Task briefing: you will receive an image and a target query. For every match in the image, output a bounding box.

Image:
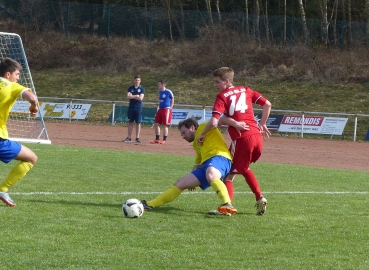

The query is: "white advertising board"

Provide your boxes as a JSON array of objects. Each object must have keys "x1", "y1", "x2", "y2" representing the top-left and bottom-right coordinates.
[
  {"x1": 39, "y1": 102, "x2": 91, "y2": 120},
  {"x1": 11, "y1": 100, "x2": 42, "y2": 117},
  {"x1": 278, "y1": 115, "x2": 348, "y2": 135},
  {"x1": 171, "y1": 109, "x2": 212, "y2": 125},
  {"x1": 11, "y1": 100, "x2": 30, "y2": 113}
]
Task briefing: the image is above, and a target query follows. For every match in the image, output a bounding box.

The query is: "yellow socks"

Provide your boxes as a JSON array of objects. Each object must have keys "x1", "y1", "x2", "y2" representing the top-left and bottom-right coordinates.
[
  {"x1": 146, "y1": 179, "x2": 230, "y2": 208},
  {"x1": 210, "y1": 178, "x2": 231, "y2": 204},
  {"x1": 0, "y1": 162, "x2": 34, "y2": 192},
  {"x1": 147, "y1": 185, "x2": 181, "y2": 208}
]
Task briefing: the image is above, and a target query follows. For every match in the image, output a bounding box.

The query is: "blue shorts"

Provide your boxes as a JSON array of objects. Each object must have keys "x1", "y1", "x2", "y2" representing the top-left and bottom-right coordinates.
[
  {"x1": 0, "y1": 139, "x2": 22, "y2": 163},
  {"x1": 191, "y1": 156, "x2": 231, "y2": 190},
  {"x1": 127, "y1": 107, "x2": 142, "y2": 123}
]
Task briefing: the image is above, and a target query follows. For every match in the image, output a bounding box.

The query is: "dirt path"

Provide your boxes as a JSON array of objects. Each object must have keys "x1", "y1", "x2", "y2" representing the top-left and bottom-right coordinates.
[{"x1": 45, "y1": 122, "x2": 369, "y2": 171}]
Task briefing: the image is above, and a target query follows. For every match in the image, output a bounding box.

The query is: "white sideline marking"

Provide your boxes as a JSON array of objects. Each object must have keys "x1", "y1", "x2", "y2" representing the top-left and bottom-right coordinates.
[{"x1": 11, "y1": 191, "x2": 369, "y2": 195}]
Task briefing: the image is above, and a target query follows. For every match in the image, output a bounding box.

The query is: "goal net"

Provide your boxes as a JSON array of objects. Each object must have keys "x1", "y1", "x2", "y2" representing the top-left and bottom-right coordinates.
[{"x1": 0, "y1": 32, "x2": 51, "y2": 144}]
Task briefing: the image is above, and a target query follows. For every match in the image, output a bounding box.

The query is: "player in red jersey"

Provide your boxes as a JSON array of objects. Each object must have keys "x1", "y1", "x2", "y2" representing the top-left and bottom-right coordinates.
[{"x1": 198, "y1": 67, "x2": 272, "y2": 215}]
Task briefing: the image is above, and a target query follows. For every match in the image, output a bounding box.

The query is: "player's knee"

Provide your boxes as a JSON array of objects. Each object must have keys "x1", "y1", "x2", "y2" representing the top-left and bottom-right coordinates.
[{"x1": 29, "y1": 153, "x2": 38, "y2": 165}]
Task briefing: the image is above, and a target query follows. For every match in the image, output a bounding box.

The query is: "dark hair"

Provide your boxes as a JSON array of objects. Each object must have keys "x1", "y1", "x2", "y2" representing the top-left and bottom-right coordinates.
[
  {"x1": 0, "y1": 58, "x2": 22, "y2": 77},
  {"x1": 158, "y1": 80, "x2": 166, "y2": 85},
  {"x1": 178, "y1": 118, "x2": 199, "y2": 130},
  {"x1": 134, "y1": 75, "x2": 141, "y2": 80}
]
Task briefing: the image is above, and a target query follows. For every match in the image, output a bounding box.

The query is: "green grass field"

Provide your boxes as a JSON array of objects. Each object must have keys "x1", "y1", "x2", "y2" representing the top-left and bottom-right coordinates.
[{"x1": 1, "y1": 144, "x2": 368, "y2": 269}]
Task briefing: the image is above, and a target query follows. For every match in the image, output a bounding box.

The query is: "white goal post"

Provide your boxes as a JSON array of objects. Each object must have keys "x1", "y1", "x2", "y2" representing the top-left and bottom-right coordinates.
[{"x1": 0, "y1": 32, "x2": 51, "y2": 144}]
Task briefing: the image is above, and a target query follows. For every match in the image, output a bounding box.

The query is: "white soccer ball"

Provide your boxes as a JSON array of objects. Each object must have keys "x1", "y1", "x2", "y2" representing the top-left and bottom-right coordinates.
[{"x1": 122, "y1": 198, "x2": 144, "y2": 218}]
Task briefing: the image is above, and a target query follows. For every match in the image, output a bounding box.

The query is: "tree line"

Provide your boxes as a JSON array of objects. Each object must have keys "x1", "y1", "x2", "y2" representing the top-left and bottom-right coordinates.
[
  {"x1": 36, "y1": 0, "x2": 367, "y2": 21},
  {"x1": 3, "y1": 0, "x2": 369, "y2": 46}
]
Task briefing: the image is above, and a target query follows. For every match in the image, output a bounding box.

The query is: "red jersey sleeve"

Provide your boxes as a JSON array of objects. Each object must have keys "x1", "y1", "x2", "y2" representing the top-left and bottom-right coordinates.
[
  {"x1": 211, "y1": 94, "x2": 227, "y2": 119},
  {"x1": 253, "y1": 91, "x2": 267, "y2": 106}
]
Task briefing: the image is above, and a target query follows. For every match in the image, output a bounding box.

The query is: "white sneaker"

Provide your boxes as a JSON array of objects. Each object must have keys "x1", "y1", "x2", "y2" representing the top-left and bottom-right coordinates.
[
  {"x1": 0, "y1": 192, "x2": 16, "y2": 207},
  {"x1": 255, "y1": 196, "x2": 267, "y2": 215}
]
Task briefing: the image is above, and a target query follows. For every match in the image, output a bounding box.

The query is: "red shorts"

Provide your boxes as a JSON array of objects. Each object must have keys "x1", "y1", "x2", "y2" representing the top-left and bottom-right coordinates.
[
  {"x1": 229, "y1": 133, "x2": 263, "y2": 174},
  {"x1": 154, "y1": 108, "x2": 172, "y2": 125}
]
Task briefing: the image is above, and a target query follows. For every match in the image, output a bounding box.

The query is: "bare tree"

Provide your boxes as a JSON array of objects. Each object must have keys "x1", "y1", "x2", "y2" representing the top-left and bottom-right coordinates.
[
  {"x1": 215, "y1": 0, "x2": 221, "y2": 23},
  {"x1": 264, "y1": 0, "x2": 269, "y2": 42},
  {"x1": 58, "y1": 1, "x2": 66, "y2": 31},
  {"x1": 366, "y1": 0, "x2": 369, "y2": 45},
  {"x1": 283, "y1": 0, "x2": 287, "y2": 44},
  {"x1": 332, "y1": 0, "x2": 339, "y2": 46},
  {"x1": 320, "y1": 0, "x2": 339, "y2": 46},
  {"x1": 254, "y1": 0, "x2": 260, "y2": 42},
  {"x1": 321, "y1": 0, "x2": 329, "y2": 45},
  {"x1": 347, "y1": 0, "x2": 352, "y2": 45},
  {"x1": 205, "y1": 0, "x2": 213, "y2": 25},
  {"x1": 170, "y1": 0, "x2": 186, "y2": 40},
  {"x1": 177, "y1": 0, "x2": 185, "y2": 39},
  {"x1": 163, "y1": 0, "x2": 173, "y2": 41},
  {"x1": 298, "y1": 0, "x2": 310, "y2": 43},
  {"x1": 245, "y1": 0, "x2": 250, "y2": 35}
]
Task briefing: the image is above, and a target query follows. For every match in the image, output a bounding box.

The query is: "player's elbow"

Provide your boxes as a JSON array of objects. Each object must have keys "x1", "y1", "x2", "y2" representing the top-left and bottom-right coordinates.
[
  {"x1": 264, "y1": 100, "x2": 272, "y2": 109},
  {"x1": 22, "y1": 91, "x2": 37, "y2": 104}
]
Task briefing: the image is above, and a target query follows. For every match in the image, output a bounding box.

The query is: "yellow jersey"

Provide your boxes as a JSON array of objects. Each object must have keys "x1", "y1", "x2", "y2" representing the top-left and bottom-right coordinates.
[
  {"x1": 193, "y1": 123, "x2": 232, "y2": 165},
  {"x1": 0, "y1": 78, "x2": 28, "y2": 139}
]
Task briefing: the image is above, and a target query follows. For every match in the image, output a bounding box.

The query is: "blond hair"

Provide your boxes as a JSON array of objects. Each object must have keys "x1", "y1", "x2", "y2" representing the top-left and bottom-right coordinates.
[{"x1": 213, "y1": 67, "x2": 234, "y2": 83}]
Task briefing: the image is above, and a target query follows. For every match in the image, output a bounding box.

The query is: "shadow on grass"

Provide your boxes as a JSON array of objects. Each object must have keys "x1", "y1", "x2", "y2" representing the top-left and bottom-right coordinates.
[
  {"x1": 27, "y1": 198, "x2": 183, "y2": 215},
  {"x1": 26, "y1": 199, "x2": 258, "y2": 217},
  {"x1": 28, "y1": 199, "x2": 122, "y2": 208}
]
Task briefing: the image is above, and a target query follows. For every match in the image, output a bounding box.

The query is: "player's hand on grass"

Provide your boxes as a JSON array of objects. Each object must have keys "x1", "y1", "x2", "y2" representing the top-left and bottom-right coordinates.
[{"x1": 188, "y1": 187, "x2": 196, "y2": 191}]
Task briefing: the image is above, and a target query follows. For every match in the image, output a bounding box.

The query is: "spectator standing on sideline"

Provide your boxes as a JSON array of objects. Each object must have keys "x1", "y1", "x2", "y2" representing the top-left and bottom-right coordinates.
[
  {"x1": 0, "y1": 58, "x2": 39, "y2": 207},
  {"x1": 197, "y1": 67, "x2": 272, "y2": 215},
  {"x1": 150, "y1": 80, "x2": 174, "y2": 145},
  {"x1": 123, "y1": 75, "x2": 145, "y2": 144}
]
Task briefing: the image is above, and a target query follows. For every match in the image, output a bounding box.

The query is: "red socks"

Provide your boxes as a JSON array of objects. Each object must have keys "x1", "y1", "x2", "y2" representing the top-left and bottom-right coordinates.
[
  {"x1": 243, "y1": 170, "x2": 262, "y2": 201},
  {"x1": 224, "y1": 180, "x2": 234, "y2": 202}
]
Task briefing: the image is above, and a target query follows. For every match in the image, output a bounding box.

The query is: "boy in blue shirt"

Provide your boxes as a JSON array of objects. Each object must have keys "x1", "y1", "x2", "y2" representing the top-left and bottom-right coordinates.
[{"x1": 150, "y1": 80, "x2": 174, "y2": 145}]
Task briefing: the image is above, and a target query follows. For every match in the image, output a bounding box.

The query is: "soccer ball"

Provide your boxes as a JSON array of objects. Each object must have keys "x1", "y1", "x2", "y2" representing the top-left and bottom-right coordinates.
[{"x1": 122, "y1": 198, "x2": 144, "y2": 218}]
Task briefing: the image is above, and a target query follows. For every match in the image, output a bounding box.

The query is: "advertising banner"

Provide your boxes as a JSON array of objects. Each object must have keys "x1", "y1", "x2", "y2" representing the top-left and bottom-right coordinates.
[
  {"x1": 110, "y1": 106, "x2": 157, "y2": 124},
  {"x1": 255, "y1": 114, "x2": 284, "y2": 130},
  {"x1": 171, "y1": 109, "x2": 212, "y2": 125},
  {"x1": 365, "y1": 129, "x2": 369, "y2": 140},
  {"x1": 10, "y1": 100, "x2": 39, "y2": 117},
  {"x1": 110, "y1": 106, "x2": 212, "y2": 125},
  {"x1": 39, "y1": 102, "x2": 91, "y2": 120},
  {"x1": 278, "y1": 115, "x2": 348, "y2": 135}
]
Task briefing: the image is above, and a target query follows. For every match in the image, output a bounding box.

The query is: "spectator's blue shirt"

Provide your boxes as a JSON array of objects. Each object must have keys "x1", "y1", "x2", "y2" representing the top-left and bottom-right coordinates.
[
  {"x1": 127, "y1": 85, "x2": 145, "y2": 108},
  {"x1": 158, "y1": 89, "x2": 174, "y2": 109}
]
